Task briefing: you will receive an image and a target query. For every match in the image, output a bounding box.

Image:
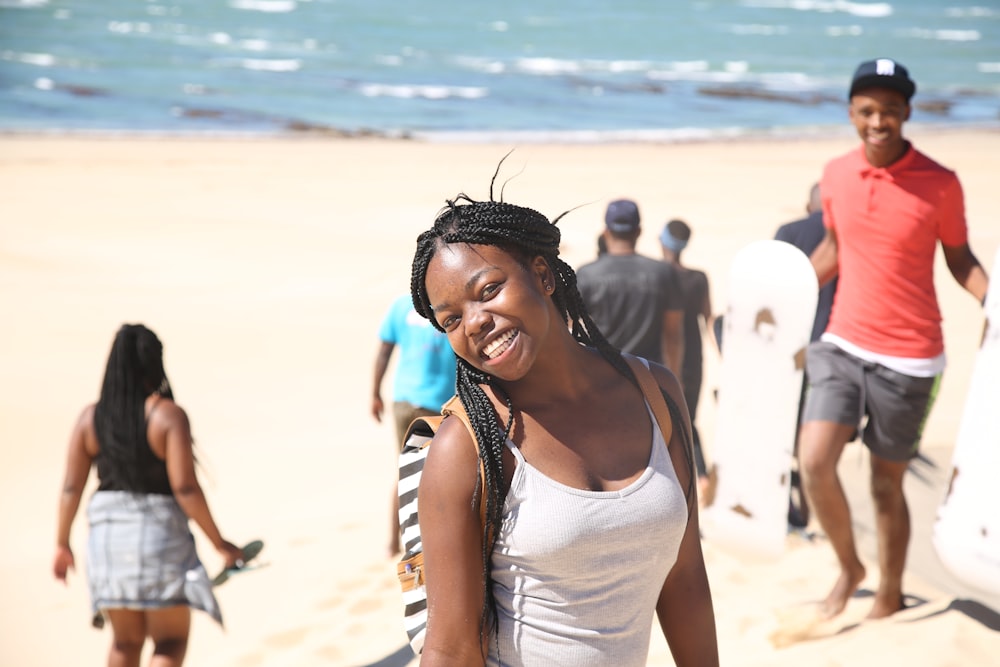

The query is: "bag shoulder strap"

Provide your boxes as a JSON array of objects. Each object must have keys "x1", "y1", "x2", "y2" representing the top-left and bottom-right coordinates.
[
  {"x1": 623, "y1": 354, "x2": 674, "y2": 447},
  {"x1": 405, "y1": 395, "x2": 488, "y2": 526}
]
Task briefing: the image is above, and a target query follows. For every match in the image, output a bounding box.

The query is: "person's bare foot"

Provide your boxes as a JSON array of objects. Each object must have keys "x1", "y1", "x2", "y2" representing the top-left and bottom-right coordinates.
[
  {"x1": 866, "y1": 594, "x2": 905, "y2": 620},
  {"x1": 820, "y1": 564, "x2": 866, "y2": 619}
]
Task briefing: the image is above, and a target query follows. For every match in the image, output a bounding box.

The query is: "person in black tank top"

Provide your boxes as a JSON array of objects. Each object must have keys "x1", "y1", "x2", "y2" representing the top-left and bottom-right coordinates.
[
  {"x1": 54, "y1": 324, "x2": 245, "y2": 667},
  {"x1": 95, "y1": 396, "x2": 172, "y2": 496}
]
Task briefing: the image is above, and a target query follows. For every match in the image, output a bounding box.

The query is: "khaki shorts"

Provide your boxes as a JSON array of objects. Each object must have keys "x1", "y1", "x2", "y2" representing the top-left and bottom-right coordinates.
[
  {"x1": 393, "y1": 402, "x2": 439, "y2": 451},
  {"x1": 802, "y1": 341, "x2": 940, "y2": 462}
]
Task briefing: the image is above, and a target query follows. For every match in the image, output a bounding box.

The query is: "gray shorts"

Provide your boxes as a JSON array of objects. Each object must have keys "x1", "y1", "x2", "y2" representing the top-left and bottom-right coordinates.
[{"x1": 802, "y1": 341, "x2": 940, "y2": 462}]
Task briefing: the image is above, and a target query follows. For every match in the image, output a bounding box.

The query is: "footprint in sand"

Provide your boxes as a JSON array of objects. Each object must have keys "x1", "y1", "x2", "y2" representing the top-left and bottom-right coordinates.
[
  {"x1": 768, "y1": 602, "x2": 865, "y2": 648},
  {"x1": 264, "y1": 626, "x2": 313, "y2": 649},
  {"x1": 348, "y1": 597, "x2": 381, "y2": 615},
  {"x1": 317, "y1": 594, "x2": 346, "y2": 611},
  {"x1": 313, "y1": 644, "x2": 344, "y2": 662},
  {"x1": 288, "y1": 535, "x2": 316, "y2": 548},
  {"x1": 232, "y1": 652, "x2": 266, "y2": 667},
  {"x1": 316, "y1": 561, "x2": 390, "y2": 611}
]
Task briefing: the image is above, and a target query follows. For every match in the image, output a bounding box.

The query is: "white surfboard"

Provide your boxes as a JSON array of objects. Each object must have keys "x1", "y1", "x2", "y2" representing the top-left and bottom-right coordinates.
[
  {"x1": 933, "y1": 246, "x2": 1000, "y2": 595},
  {"x1": 701, "y1": 240, "x2": 818, "y2": 560}
]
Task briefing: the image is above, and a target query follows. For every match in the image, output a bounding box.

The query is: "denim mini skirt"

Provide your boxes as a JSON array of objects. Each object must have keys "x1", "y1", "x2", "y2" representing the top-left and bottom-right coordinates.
[{"x1": 86, "y1": 491, "x2": 222, "y2": 626}]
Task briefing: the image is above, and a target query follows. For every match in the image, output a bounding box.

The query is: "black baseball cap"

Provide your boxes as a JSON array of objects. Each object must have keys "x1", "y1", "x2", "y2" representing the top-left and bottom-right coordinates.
[{"x1": 849, "y1": 58, "x2": 916, "y2": 101}]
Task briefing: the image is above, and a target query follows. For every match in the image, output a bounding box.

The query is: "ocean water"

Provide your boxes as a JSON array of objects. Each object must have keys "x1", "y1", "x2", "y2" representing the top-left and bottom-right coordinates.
[{"x1": 1, "y1": 0, "x2": 999, "y2": 141}]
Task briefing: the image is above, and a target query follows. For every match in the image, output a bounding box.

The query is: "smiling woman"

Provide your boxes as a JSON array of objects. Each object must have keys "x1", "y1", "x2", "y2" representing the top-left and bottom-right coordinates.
[{"x1": 406, "y1": 186, "x2": 719, "y2": 667}]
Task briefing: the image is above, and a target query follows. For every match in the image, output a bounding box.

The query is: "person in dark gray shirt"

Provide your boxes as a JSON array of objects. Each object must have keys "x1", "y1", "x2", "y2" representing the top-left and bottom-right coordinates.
[{"x1": 577, "y1": 199, "x2": 684, "y2": 378}]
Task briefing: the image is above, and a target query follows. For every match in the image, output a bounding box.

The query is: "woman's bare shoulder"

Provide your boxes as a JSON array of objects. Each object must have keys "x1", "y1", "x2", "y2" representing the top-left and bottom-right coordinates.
[
  {"x1": 77, "y1": 403, "x2": 97, "y2": 425},
  {"x1": 421, "y1": 413, "x2": 481, "y2": 502},
  {"x1": 425, "y1": 414, "x2": 478, "y2": 466},
  {"x1": 64, "y1": 403, "x2": 101, "y2": 458},
  {"x1": 147, "y1": 397, "x2": 191, "y2": 433}
]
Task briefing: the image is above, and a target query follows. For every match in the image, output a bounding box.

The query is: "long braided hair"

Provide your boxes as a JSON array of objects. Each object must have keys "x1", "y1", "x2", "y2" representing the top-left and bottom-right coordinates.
[
  {"x1": 409, "y1": 185, "x2": 697, "y2": 643},
  {"x1": 93, "y1": 324, "x2": 172, "y2": 489}
]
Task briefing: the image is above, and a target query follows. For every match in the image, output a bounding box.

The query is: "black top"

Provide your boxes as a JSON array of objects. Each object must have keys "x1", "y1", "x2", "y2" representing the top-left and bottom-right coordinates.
[{"x1": 96, "y1": 400, "x2": 173, "y2": 495}]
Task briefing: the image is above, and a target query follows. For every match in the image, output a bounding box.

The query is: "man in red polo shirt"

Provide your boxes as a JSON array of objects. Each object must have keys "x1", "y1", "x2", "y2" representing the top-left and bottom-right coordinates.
[{"x1": 801, "y1": 58, "x2": 990, "y2": 620}]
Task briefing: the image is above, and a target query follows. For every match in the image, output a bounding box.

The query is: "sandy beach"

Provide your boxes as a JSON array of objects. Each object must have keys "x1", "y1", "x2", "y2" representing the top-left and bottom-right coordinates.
[{"x1": 2, "y1": 129, "x2": 998, "y2": 666}]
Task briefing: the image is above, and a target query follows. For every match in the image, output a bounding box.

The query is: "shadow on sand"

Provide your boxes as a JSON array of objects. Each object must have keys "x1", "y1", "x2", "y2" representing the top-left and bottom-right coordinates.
[{"x1": 901, "y1": 598, "x2": 1000, "y2": 632}]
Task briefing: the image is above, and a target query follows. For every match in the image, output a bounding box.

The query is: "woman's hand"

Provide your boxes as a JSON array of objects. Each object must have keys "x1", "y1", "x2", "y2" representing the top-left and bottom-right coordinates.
[
  {"x1": 217, "y1": 539, "x2": 245, "y2": 569},
  {"x1": 53, "y1": 544, "x2": 75, "y2": 583}
]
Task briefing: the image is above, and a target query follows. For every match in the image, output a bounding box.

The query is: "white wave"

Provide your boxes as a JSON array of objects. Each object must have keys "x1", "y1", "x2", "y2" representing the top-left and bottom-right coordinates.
[
  {"x1": 516, "y1": 57, "x2": 582, "y2": 75},
  {"x1": 516, "y1": 57, "x2": 656, "y2": 76},
  {"x1": 978, "y1": 63, "x2": 1000, "y2": 74},
  {"x1": 239, "y1": 38, "x2": 271, "y2": 51},
  {"x1": 229, "y1": 0, "x2": 296, "y2": 12},
  {"x1": 210, "y1": 32, "x2": 233, "y2": 45},
  {"x1": 0, "y1": 0, "x2": 48, "y2": 7},
  {"x1": 375, "y1": 54, "x2": 403, "y2": 66},
  {"x1": 758, "y1": 71, "x2": 815, "y2": 87},
  {"x1": 453, "y1": 55, "x2": 506, "y2": 74},
  {"x1": 648, "y1": 65, "x2": 820, "y2": 90},
  {"x1": 648, "y1": 69, "x2": 744, "y2": 84},
  {"x1": 603, "y1": 59, "x2": 654, "y2": 73},
  {"x1": 414, "y1": 126, "x2": 756, "y2": 145},
  {"x1": 241, "y1": 58, "x2": 301, "y2": 72},
  {"x1": 34, "y1": 77, "x2": 54, "y2": 90},
  {"x1": 898, "y1": 28, "x2": 980, "y2": 42},
  {"x1": 671, "y1": 60, "x2": 710, "y2": 73},
  {"x1": 358, "y1": 83, "x2": 488, "y2": 100},
  {"x1": 107, "y1": 21, "x2": 152, "y2": 34},
  {"x1": 946, "y1": 7, "x2": 996, "y2": 18},
  {"x1": 740, "y1": 0, "x2": 893, "y2": 18},
  {"x1": 1, "y1": 50, "x2": 56, "y2": 66},
  {"x1": 728, "y1": 23, "x2": 790, "y2": 36},
  {"x1": 650, "y1": 61, "x2": 747, "y2": 82},
  {"x1": 490, "y1": 20, "x2": 509, "y2": 32},
  {"x1": 826, "y1": 25, "x2": 863, "y2": 36}
]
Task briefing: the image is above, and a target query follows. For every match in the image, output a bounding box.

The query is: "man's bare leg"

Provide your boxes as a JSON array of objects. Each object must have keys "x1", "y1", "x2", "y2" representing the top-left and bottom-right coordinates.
[
  {"x1": 868, "y1": 455, "x2": 910, "y2": 619},
  {"x1": 799, "y1": 420, "x2": 867, "y2": 619}
]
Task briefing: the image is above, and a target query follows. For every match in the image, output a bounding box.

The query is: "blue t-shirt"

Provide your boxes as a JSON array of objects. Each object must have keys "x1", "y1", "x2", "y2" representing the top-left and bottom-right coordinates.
[{"x1": 378, "y1": 295, "x2": 456, "y2": 411}]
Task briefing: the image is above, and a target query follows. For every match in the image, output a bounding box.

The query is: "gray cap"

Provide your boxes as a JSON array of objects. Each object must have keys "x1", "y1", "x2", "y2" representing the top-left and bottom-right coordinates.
[{"x1": 605, "y1": 199, "x2": 640, "y2": 233}]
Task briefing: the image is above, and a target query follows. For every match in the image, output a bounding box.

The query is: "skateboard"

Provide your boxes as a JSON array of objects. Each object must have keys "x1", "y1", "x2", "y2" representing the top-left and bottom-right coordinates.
[
  {"x1": 933, "y1": 247, "x2": 1000, "y2": 595},
  {"x1": 212, "y1": 539, "x2": 266, "y2": 587},
  {"x1": 700, "y1": 240, "x2": 818, "y2": 560}
]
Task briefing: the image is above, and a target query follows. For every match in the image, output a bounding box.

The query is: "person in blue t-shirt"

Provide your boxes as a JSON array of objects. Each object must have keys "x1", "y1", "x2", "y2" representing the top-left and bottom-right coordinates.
[{"x1": 371, "y1": 294, "x2": 456, "y2": 556}]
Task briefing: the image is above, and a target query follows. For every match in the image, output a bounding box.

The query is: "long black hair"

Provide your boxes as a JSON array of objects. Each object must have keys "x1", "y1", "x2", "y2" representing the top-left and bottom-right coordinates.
[
  {"x1": 409, "y1": 184, "x2": 696, "y2": 643},
  {"x1": 93, "y1": 324, "x2": 172, "y2": 489}
]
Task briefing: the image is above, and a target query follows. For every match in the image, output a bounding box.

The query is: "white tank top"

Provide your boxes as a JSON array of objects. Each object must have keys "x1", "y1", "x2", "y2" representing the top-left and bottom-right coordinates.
[{"x1": 487, "y1": 400, "x2": 688, "y2": 667}]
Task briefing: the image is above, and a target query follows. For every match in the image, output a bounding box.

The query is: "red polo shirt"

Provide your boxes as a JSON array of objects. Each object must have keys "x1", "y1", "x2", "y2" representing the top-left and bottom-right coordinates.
[{"x1": 821, "y1": 144, "x2": 967, "y2": 359}]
